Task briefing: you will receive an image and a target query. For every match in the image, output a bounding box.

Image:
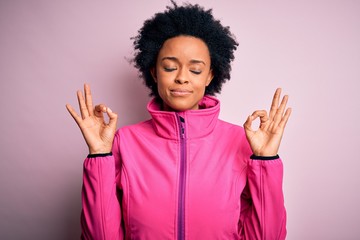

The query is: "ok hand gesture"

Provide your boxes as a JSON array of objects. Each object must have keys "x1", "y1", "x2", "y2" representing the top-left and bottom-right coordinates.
[
  {"x1": 66, "y1": 84, "x2": 118, "y2": 154},
  {"x1": 243, "y1": 88, "x2": 292, "y2": 157}
]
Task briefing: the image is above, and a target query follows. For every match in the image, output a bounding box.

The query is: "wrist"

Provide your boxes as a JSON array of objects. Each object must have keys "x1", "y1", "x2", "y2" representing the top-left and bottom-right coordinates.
[
  {"x1": 253, "y1": 148, "x2": 278, "y2": 157},
  {"x1": 89, "y1": 146, "x2": 112, "y2": 155}
]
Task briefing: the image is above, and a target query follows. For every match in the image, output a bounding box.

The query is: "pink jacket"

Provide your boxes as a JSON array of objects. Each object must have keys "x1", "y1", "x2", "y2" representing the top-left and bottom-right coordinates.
[{"x1": 81, "y1": 96, "x2": 287, "y2": 240}]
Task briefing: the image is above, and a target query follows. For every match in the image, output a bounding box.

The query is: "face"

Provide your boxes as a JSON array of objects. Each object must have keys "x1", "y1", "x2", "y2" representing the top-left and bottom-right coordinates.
[{"x1": 151, "y1": 36, "x2": 213, "y2": 111}]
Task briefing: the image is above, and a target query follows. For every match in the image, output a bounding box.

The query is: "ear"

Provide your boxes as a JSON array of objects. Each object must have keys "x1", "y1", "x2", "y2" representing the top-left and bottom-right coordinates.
[
  {"x1": 150, "y1": 67, "x2": 157, "y2": 83},
  {"x1": 206, "y1": 69, "x2": 214, "y2": 86}
]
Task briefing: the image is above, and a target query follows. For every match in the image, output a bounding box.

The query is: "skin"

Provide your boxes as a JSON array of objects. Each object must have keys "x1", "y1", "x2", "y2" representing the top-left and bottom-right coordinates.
[
  {"x1": 150, "y1": 36, "x2": 213, "y2": 111},
  {"x1": 66, "y1": 36, "x2": 291, "y2": 156},
  {"x1": 66, "y1": 85, "x2": 118, "y2": 154},
  {"x1": 243, "y1": 88, "x2": 292, "y2": 156}
]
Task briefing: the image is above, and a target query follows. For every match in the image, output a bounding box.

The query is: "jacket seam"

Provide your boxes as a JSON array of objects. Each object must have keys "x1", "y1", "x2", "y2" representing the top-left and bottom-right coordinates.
[
  {"x1": 98, "y1": 161, "x2": 106, "y2": 239},
  {"x1": 122, "y1": 164, "x2": 131, "y2": 239},
  {"x1": 260, "y1": 161, "x2": 265, "y2": 239},
  {"x1": 117, "y1": 131, "x2": 131, "y2": 240},
  {"x1": 276, "y1": 212, "x2": 286, "y2": 239}
]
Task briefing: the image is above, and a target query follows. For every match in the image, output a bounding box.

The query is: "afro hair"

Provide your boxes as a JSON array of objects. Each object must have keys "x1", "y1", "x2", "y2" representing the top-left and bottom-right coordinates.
[{"x1": 132, "y1": 1, "x2": 238, "y2": 98}]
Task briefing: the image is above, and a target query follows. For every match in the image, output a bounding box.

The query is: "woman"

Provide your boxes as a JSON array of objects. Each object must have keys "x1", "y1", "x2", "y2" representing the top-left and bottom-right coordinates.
[{"x1": 66, "y1": 2, "x2": 291, "y2": 239}]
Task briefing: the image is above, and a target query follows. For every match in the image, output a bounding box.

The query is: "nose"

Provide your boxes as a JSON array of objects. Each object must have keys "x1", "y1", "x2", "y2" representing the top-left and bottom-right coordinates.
[
  {"x1": 175, "y1": 79, "x2": 189, "y2": 84},
  {"x1": 175, "y1": 68, "x2": 189, "y2": 84}
]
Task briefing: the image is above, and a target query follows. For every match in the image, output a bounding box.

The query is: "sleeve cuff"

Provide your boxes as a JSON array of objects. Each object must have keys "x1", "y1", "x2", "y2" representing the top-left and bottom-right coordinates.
[
  {"x1": 87, "y1": 152, "x2": 113, "y2": 158},
  {"x1": 250, "y1": 154, "x2": 279, "y2": 160}
]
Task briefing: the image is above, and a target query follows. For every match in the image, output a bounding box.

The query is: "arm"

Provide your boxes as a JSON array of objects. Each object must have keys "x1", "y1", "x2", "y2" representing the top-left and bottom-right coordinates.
[
  {"x1": 66, "y1": 84, "x2": 122, "y2": 239},
  {"x1": 81, "y1": 133, "x2": 124, "y2": 240},
  {"x1": 239, "y1": 88, "x2": 291, "y2": 239},
  {"x1": 239, "y1": 156, "x2": 286, "y2": 239}
]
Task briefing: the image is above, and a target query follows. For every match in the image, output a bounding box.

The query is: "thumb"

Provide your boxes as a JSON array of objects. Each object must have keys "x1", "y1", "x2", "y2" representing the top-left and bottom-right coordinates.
[{"x1": 243, "y1": 115, "x2": 254, "y2": 132}]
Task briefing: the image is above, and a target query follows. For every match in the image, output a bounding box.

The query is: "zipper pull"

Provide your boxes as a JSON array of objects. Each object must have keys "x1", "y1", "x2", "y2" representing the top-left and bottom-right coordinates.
[{"x1": 179, "y1": 116, "x2": 185, "y2": 139}]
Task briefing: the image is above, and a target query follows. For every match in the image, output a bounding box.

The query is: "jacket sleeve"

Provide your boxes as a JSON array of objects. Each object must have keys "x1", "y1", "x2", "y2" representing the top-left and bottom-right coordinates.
[
  {"x1": 81, "y1": 132, "x2": 124, "y2": 240},
  {"x1": 238, "y1": 156, "x2": 287, "y2": 240}
]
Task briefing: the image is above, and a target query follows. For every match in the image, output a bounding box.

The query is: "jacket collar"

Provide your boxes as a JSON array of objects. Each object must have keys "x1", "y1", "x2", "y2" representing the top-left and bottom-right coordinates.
[{"x1": 147, "y1": 96, "x2": 220, "y2": 140}]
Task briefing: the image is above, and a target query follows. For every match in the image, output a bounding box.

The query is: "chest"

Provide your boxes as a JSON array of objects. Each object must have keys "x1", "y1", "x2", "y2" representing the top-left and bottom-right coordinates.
[{"x1": 118, "y1": 133, "x2": 248, "y2": 239}]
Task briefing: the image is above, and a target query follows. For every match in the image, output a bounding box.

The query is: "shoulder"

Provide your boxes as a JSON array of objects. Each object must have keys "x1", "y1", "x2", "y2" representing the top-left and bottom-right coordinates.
[
  {"x1": 215, "y1": 119, "x2": 248, "y2": 148},
  {"x1": 115, "y1": 119, "x2": 154, "y2": 137},
  {"x1": 216, "y1": 119, "x2": 252, "y2": 156},
  {"x1": 217, "y1": 119, "x2": 245, "y2": 136}
]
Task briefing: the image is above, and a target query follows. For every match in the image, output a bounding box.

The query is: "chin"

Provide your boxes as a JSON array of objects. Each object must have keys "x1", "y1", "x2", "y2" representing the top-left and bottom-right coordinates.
[
  {"x1": 165, "y1": 99, "x2": 197, "y2": 112},
  {"x1": 174, "y1": 106, "x2": 193, "y2": 112}
]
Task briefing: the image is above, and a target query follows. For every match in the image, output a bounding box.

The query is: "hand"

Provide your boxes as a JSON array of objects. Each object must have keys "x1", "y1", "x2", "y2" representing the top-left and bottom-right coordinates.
[
  {"x1": 66, "y1": 84, "x2": 118, "y2": 154},
  {"x1": 243, "y1": 88, "x2": 292, "y2": 156}
]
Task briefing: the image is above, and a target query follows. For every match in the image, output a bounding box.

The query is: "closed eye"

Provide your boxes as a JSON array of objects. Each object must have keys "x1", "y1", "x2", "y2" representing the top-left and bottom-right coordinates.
[
  {"x1": 190, "y1": 70, "x2": 202, "y2": 75},
  {"x1": 164, "y1": 67, "x2": 177, "y2": 72}
]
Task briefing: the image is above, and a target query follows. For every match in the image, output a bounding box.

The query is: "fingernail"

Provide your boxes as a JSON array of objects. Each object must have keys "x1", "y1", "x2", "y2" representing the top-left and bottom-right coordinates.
[{"x1": 107, "y1": 107, "x2": 112, "y2": 113}]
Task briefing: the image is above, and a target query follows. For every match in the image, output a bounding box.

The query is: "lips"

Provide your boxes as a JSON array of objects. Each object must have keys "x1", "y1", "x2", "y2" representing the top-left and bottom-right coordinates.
[{"x1": 170, "y1": 88, "x2": 192, "y2": 96}]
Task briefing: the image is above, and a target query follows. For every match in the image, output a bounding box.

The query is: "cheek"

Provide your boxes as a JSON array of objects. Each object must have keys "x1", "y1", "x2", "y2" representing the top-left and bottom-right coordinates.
[
  {"x1": 156, "y1": 78, "x2": 170, "y2": 96},
  {"x1": 205, "y1": 71, "x2": 213, "y2": 86},
  {"x1": 195, "y1": 76, "x2": 211, "y2": 89},
  {"x1": 157, "y1": 72, "x2": 177, "y2": 87}
]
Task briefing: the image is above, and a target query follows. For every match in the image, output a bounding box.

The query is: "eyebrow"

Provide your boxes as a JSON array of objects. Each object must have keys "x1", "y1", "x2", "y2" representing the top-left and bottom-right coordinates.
[{"x1": 161, "y1": 56, "x2": 206, "y2": 66}]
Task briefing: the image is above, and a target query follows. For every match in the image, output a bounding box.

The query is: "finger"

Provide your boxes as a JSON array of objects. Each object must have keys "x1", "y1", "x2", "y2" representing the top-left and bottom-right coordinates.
[
  {"x1": 274, "y1": 95, "x2": 289, "y2": 124},
  {"x1": 269, "y1": 88, "x2": 281, "y2": 120},
  {"x1": 106, "y1": 107, "x2": 118, "y2": 130},
  {"x1": 66, "y1": 104, "x2": 82, "y2": 125},
  {"x1": 244, "y1": 110, "x2": 268, "y2": 131},
  {"x1": 94, "y1": 104, "x2": 107, "y2": 118},
  {"x1": 77, "y1": 90, "x2": 89, "y2": 119},
  {"x1": 84, "y1": 84, "x2": 94, "y2": 116},
  {"x1": 278, "y1": 107, "x2": 292, "y2": 129},
  {"x1": 252, "y1": 110, "x2": 269, "y2": 125}
]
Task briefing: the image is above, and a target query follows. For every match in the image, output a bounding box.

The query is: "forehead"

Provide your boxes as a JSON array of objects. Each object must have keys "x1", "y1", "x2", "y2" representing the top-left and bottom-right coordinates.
[{"x1": 158, "y1": 36, "x2": 210, "y2": 61}]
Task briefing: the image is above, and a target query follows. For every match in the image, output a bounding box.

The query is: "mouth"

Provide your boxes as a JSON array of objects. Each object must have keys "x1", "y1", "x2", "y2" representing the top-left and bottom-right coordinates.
[{"x1": 170, "y1": 89, "x2": 193, "y2": 96}]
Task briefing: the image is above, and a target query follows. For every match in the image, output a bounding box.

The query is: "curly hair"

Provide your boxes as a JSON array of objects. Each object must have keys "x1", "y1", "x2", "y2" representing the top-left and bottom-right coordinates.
[{"x1": 132, "y1": 1, "x2": 238, "y2": 97}]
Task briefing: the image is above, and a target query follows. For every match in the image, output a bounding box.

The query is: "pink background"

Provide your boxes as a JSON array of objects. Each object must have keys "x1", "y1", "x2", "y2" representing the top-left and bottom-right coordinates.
[{"x1": 1, "y1": 0, "x2": 359, "y2": 239}]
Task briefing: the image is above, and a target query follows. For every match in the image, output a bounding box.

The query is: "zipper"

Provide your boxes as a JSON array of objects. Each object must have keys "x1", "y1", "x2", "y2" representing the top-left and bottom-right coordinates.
[{"x1": 177, "y1": 114, "x2": 186, "y2": 240}]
